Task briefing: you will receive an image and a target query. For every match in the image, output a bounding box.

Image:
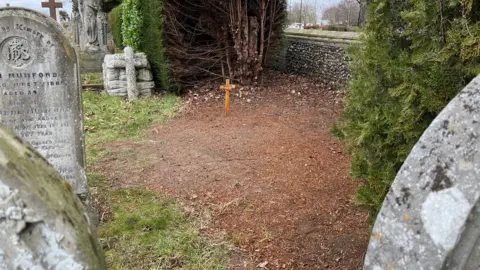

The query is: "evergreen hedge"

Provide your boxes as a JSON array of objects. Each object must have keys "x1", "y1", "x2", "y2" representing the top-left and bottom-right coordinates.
[
  {"x1": 109, "y1": 0, "x2": 171, "y2": 90},
  {"x1": 333, "y1": 0, "x2": 480, "y2": 217},
  {"x1": 138, "y1": 0, "x2": 170, "y2": 90},
  {"x1": 109, "y1": 5, "x2": 123, "y2": 49}
]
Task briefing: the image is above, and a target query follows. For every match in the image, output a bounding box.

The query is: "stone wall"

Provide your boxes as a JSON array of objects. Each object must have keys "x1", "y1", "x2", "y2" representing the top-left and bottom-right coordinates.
[{"x1": 280, "y1": 29, "x2": 360, "y2": 87}]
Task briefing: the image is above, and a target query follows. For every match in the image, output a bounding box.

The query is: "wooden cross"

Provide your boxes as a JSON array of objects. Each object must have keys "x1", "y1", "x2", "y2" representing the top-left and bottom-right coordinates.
[
  {"x1": 220, "y1": 79, "x2": 236, "y2": 116},
  {"x1": 41, "y1": 0, "x2": 63, "y2": 21}
]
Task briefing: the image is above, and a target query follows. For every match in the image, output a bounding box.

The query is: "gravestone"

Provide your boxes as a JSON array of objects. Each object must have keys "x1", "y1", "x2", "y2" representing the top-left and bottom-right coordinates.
[
  {"x1": 0, "y1": 8, "x2": 87, "y2": 196},
  {"x1": 364, "y1": 76, "x2": 480, "y2": 269},
  {"x1": 0, "y1": 123, "x2": 106, "y2": 269}
]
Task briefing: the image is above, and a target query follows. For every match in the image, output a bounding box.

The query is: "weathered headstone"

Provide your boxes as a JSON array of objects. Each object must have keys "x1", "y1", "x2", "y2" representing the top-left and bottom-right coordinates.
[
  {"x1": 0, "y1": 124, "x2": 106, "y2": 269},
  {"x1": 364, "y1": 76, "x2": 480, "y2": 269},
  {"x1": 0, "y1": 8, "x2": 87, "y2": 196}
]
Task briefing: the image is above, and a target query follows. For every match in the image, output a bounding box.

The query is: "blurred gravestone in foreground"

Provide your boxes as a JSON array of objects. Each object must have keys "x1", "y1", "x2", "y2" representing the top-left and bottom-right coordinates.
[
  {"x1": 364, "y1": 76, "x2": 480, "y2": 269},
  {"x1": 0, "y1": 125, "x2": 106, "y2": 269}
]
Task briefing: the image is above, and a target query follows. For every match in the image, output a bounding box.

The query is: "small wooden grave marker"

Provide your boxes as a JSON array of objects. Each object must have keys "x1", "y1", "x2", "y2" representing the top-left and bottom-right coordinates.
[
  {"x1": 220, "y1": 79, "x2": 236, "y2": 116},
  {"x1": 41, "y1": 0, "x2": 63, "y2": 20}
]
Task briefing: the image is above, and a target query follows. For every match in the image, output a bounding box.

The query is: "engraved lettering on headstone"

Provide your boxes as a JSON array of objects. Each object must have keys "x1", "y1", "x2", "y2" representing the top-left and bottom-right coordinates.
[{"x1": 1, "y1": 37, "x2": 32, "y2": 68}]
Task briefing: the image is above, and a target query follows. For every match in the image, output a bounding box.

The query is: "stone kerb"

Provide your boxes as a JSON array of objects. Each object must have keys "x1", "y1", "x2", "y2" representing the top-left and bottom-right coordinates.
[
  {"x1": 102, "y1": 48, "x2": 154, "y2": 99},
  {"x1": 0, "y1": 125, "x2": 106, "y2": 269},
  {"x1": 364, "y1": 76, "x2": 480, "y2": 269}
]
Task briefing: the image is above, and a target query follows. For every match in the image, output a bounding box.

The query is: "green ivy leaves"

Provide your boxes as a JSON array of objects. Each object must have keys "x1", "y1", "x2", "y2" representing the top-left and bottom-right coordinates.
[{"x1": 122, "y1": 0, "x2": 143, "y2": 50}]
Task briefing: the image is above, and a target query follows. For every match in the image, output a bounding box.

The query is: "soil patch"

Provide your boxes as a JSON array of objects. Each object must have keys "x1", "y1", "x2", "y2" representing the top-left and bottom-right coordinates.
[{"x1": 93, "y1": 72, "x2": 370, "y2": 269}]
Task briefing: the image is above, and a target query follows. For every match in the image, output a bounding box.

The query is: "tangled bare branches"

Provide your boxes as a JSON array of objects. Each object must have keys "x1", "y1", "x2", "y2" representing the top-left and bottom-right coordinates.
[{"x1": 164, "y1": 0, "x2": 286, "y2": 86}]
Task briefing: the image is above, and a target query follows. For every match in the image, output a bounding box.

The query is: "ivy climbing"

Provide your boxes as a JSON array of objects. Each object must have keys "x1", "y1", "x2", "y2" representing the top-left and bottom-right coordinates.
[{"x1": 121, "y1": 0, "x2": 142, "y2": 50}]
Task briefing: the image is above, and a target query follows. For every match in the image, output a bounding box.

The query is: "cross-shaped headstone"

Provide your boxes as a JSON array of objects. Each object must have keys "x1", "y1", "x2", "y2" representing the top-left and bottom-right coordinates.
[
  {"x1": 220, "y1": 79, "x2": 236, "y2": 116},
  {"x1": 41, "y1": 0, "x2": 63, "y2": 21}
]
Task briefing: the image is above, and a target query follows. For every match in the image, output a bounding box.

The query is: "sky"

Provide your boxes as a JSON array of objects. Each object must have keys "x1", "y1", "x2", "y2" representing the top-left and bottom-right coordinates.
[
  {"x1": 1, "y1": 0, "x2": 72, "y2": 16},
  {"x1": 289, "y1": 0, "x2": 341, "y2": 13}
]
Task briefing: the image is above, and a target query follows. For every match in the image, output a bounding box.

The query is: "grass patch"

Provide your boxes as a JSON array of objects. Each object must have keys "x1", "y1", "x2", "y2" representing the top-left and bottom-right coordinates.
[
  {"x1": 83, "y1": 92, "x2": 178, "y2": 165},
  {"x1": 83, "y1": 92, "x2": 229, "y2": 269},
  {"x1": 84, "y1": 92, "x2": 178, "y2": 144},
  {"x1": 100, "y1": 188, "x2": 229, "y2": 269},
  {"x1": 82, "y1": 73, "x2": 104, "y2": 85}
]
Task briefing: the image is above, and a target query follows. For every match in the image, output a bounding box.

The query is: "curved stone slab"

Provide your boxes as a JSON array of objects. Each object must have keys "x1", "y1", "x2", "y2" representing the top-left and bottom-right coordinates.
[
  {"x1": 0, "y1": 125, "x2": 106, "y2": 269},
  {"x1": 364, "y1": 76, "x2": 480, "y2": 269}
]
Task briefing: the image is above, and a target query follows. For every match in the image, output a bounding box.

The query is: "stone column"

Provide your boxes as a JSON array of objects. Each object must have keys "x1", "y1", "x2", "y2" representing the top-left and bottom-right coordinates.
[{"x1": 124, "y1": 46, "x2": 139, "y2": 101}]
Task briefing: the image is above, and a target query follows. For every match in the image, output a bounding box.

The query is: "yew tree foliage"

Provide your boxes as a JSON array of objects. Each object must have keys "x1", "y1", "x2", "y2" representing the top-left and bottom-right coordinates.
[
  {"x1": 109, "y1": 5, "x2": 123, "y2": 48},
  {"x1": 334, "y1": 0, "x2": 480, "y2": 216},
  {"x1": 110, "y1": 0, "x2": 285, "y2": 88},
  {"x1": 164, "y1": 0, "x2": 287, "y2": 86},
  {"x1": 138, "y1": 0, "x2": 170, "y2": 89}
]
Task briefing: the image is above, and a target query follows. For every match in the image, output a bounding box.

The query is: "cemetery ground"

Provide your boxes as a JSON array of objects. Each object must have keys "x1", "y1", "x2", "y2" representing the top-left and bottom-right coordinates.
[{"x1": 83, "y1": 71, "x2": 370, "y2": 269}]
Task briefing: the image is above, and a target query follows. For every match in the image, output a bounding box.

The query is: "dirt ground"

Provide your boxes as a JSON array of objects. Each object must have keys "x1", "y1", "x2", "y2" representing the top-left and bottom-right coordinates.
[{"x1": 94, "y1": 72, "x2": 370, "y2": 269}]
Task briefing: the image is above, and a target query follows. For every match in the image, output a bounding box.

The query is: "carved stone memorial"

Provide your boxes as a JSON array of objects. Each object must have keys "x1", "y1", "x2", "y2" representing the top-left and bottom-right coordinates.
[
  {"x1": 76, "y1": 0, "x2": 107, "y2": 53},
  {"x1": 364, "y1": 76, "x2": 480, "y2": 269},
  {"x1": 75, "y1": 0, "x2": 109, "y2": 73},
  {"x1": 0, "y1": 124, "x2": 106, "y2": 269},
  {"x1": 102, "y1": 48, "x2": 154, "y2": 100},
  {"x1": 0, "y1": 8, "x2": 87, "y2": 196}
]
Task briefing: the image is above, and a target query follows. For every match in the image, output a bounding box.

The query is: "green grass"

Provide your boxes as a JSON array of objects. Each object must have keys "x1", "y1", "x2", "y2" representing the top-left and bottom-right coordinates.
[
  {"x1": 83, "y1": 91, "x2": 178, "y2": 165},
  {"x1": 82, "y1": 73, "x2": 104, "y2": 85},
  {"x1": 82, "y1": 88, "x2": 229, "y2": 269},
  {"x1": 100, "y1": 188, "x2": 229, "y2": 269}
]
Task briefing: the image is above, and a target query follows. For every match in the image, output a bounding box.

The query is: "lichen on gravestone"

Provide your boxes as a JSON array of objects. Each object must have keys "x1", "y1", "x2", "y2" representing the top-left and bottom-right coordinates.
[
  {"x1": 0, "y1": 124, "x2": 106, "y2": 269},
  {"x1": 364, "y1": 76, "x2": 480, "y2": 270}
]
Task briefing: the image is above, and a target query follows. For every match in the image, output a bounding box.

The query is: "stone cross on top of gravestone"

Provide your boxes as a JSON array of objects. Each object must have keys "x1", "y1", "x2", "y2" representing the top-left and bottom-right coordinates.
[
  {"x1": 41, "y1": 0, "x2": 63, "y2": 21},
  {"x1": 0, "y1": 7, "x2": 87, "y2": 197},
  {"x1": 364, "y1": 76, "x2": 480, "y2": 270}
]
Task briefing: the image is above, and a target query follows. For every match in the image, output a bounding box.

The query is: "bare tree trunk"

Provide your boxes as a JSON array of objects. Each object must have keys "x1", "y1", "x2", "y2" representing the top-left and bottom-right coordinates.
[
  {"x1": 242, "y1": 0, "x2": 250, "y2": 84},
  {"x1": 225, "y1": 31, "x2": 234, "y2": 79},
  {"x1": 164, "y1": 0, "x2": 286, "y2": 86},
  {"x1": 263, "y1": 0, "x2": 276, "y2": 67},
  {"x1": 256, "y1": 0, "x2": 267, "y2": 85}
]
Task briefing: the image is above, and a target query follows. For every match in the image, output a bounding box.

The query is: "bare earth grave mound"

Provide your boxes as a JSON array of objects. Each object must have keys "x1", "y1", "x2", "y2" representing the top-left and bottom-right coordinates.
[{"x1": 93, "y1": 72, "x2": 370, "y2": 269}]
